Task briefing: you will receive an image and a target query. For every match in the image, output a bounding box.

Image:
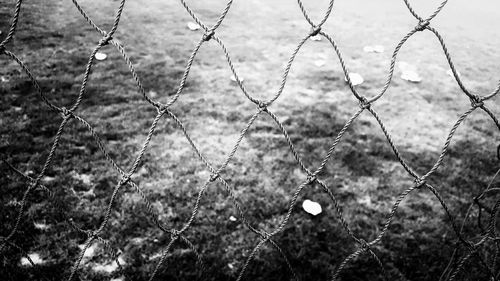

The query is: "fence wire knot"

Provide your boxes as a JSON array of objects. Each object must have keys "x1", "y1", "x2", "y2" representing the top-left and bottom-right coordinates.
[
  {"x1": 257, "y1": 100, "x2": 268, "y2": 112},
  {"x1": 470, "y1": 94, "x2": 484, "y2": 108},
  {"x1": 99, "y1": 35, "x2": 113, "y2": 46},
  {"x1": 258, "y1": 230, "x2": 271, "y2": 240},
  {"x1": 209, "y1": 172, "x2": 220, "y2": 182},
  {"x1": 415, "y1": 20, "x2": 430, "y2": 32},
  {"x1": 170, "y1": 229, "x2": 181, "y2": 240},
  {"x1": 119, "y1": 175, "x2": 131, "y2": 186},
  {"x1": 60, "y1": 107, "x2": 72, "y2": 118},
  {"x1": 358, "y1": 239, "x2": 370, "y2": 250},
  {"x1": 414, "y1": 177, "x2": 426, "y2": 188},
  {"x1": 158, "y1": 104, "x2": 169, "y2": 114},
  {"x1": 89, "y1": 230, "x2": 98, "y2": 239},
  {"x1": 358, "y1": 96, "x2": 371, "y2": 110},
  {"x1": 306, "y1": 174, "x2": 317, "y2": 184},
  {"x1": 309, "y1": 26, "x2": 321, "y2": 37},
  {"x1": 203, "y1": 30, "x2": 215, "y2": 42}
]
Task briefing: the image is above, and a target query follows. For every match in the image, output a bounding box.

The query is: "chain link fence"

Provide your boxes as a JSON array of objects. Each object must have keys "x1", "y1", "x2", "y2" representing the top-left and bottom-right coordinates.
[{"x1": 1, "y1": 0, "x2": 500, "y2": 280}]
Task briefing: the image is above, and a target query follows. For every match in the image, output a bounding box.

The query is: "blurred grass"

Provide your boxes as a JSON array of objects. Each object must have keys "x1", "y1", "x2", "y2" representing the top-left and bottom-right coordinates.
[{"x1": 1, "y1": 0, "x2": 500, "y2": 280}]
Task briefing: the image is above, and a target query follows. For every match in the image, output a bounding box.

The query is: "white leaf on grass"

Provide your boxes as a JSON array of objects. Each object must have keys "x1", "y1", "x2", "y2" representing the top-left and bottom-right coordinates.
[
  {"x1": 93, "y1": 263, "x2": 118, "y2": 273},
  {"x1": 401, "y1": 70, "x2": 422, "y2": 83},
  {"x1": 148, "y1": 90, "x2": 158, "y2": 98},
  {"x1": 302, "y1": 199, "x2": 322, "y2": 216},
  {"x1": 71, "y1": 172, "x2": 92, "y2": 185},
  {"x1": 92, "y1": 257, "x2": 125, "y2": 273},
  {"x1": 344, "y1": 72, "x2": 364, "y2": 86},
  {"x1": 78, "y1": 243, "x2": 97, "y2": 259},
  {"x1": 95, "y1": 52, "x2": 107, "y2": 61},
  {"x1": 20, "y1": 253, "x2": 44, "y2": 266},
  {"x1": 397, "y1": 61, "x2": 413, "y2": 72},
  {"x1": 34, "y1": 222, "x2": 50, "y2": 230},
  {"x1": 363, "y1": 45, "x2": 384, "y2": 53},
  {"x1": 310, "y1": 35, "x2": 322, "y2": 41},
  {"x1": 43, "y1": 176, "x2": 56, "y2": 183},
  {"x1": 372, "y1": 45, "x2": 384, "y2": 53},
  {"x1": 187, "y1": 22, "x2": 200, "y2": 31},
  {"x1": 229, "y1": 216, "x2": 237, "y2": 222},
  {"x1": 230, "y1": 75, "x2": 244, "y2": 83},
  {"x1": 314, "y1": 60, "x2": 326, "y2": 67},
  {"x1": 363, "y1": 46, "x2": 374, "y2": 53}
]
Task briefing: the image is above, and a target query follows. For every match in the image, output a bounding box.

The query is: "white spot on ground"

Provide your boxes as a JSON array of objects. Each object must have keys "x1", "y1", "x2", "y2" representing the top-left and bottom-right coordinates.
[
  {"x1": 92, "y1": 257, "x2": 125, "y2": 273},
  {"x1": 187, "y1": 22, "x2": 200, "y2": 31},
  {"x1": 398, "y1": 61, "x2": 422, "y2": 83},
  {"x1": 148, "y1": 252, "x2": 163, "y2": 261},
  {"x1": 95, "y1": 52, "x2": 107, "y2": 61},
  {"x1": 302, "y1": 199, "x2": 322, "y2": 216},
  {"x1": 363, "y1": 45, "x2": 384, "y2": 53},
  {"x1": 78, "y1": 243, "x2": 98, "y2": 259},
  {"x1": 20, "y1": 253, "x2": 45, "y2": 266},
  {"x1": 345, "y1": 72, "x2": 364, "y2": 86},
  {"x1": 401, "y1": 70, "x2": 422, "y2": 83},
  {"x1": 310, "y1": 35, "x2": 321, "y2": 41},
  {"x1": 71, "y1": 172, "x2": 92, "y2": 185},
  {"x1": 34, "y1": 222, "x2": 50, "y2": 230},
  {"x1": 314, "y1": 60, "x2": 326, "y2": 67},
  {"x1": 230, "y1": 75, "x2": 244, "y2": 83},
  {"x1": 42, "y1": 176, "x2": 56, "y2": 183}
]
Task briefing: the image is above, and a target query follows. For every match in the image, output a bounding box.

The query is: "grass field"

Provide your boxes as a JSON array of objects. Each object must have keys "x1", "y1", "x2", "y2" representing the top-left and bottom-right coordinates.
[{"x1": 1, "y1": 0, "x2": 500, "y2": 280}]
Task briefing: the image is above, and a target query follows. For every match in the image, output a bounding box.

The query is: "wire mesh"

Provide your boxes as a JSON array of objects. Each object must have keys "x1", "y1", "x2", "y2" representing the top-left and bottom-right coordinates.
[{"x1": 1, "y1": 0, "x2": 500, "y2": 280}]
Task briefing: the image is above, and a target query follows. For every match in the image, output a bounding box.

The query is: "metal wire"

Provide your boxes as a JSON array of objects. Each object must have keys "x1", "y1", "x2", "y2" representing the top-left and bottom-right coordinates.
[{"x1": 1, "y1": 0, "x2": 499, "y2": 280}]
